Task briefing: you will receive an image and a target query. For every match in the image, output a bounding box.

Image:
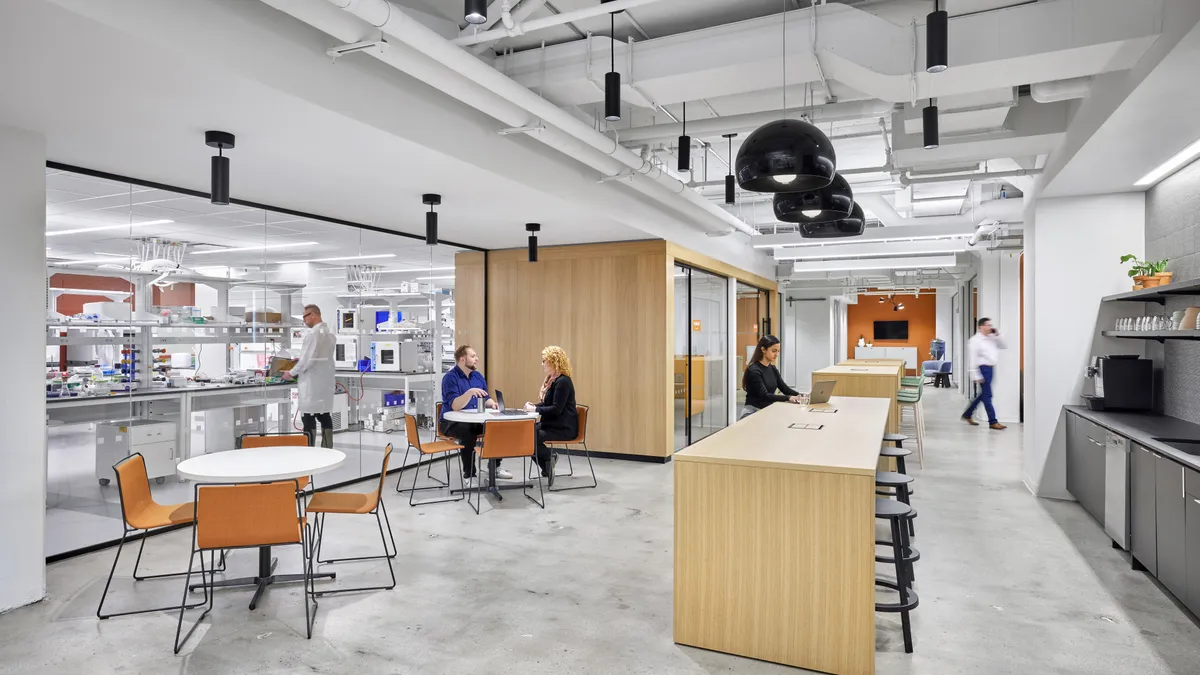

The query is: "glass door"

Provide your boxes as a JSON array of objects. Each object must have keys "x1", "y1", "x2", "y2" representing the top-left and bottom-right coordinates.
[
  {"x1": 735, "y1": 282, "x2": 770, "y2": 408},
  {"x1": 674, "y1": 265, "x2": 729, "y2": 450}
]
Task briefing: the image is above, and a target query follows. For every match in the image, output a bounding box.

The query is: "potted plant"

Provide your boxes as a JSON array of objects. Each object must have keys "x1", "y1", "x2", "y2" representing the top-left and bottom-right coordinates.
[{"x1": 1121, "y1": 254, "x2": 1172, "y2": 289}]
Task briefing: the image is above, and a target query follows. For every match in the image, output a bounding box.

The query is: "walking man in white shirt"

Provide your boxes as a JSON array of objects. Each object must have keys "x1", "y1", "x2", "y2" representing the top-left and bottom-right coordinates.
[{"x1": 962, "y1": 317, "x2": 1008, "y2": 430}]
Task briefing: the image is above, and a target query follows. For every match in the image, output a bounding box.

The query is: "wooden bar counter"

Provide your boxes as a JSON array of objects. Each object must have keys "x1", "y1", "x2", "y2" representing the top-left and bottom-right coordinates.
[
  {"x1": 673, "y1": 396, "x2": 890, "y2": 675},
  {"x1": 814, "y1": 364, "x2": 902, "y2": 434}
]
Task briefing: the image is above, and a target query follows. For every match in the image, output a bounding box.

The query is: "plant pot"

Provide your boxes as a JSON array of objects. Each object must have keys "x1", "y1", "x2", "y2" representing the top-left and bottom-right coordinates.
[
  {"x1": 1133, "y1": 275, "x2": 1148, "y2": 290},
  {"x1": 1142, "y1": 275, "x2": 1168, "y2": 288},
  {"x1": 1154, "y1": 271, "x2": 1174, "y2": 286}
]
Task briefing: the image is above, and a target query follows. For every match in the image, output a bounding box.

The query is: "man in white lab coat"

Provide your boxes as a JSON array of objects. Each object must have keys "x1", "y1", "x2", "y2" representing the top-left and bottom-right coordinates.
[{"x1": 283, "y1": 304, "x2": 337, "y2": 447}]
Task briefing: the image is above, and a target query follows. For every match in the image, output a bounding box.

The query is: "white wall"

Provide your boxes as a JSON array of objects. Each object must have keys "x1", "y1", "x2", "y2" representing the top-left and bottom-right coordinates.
[
  {"x1": 1025, "y1": 193, "x2": 1147, "y2": 498},
  {"x1": 792, "y1": 299, "x2": 834, "y2": 392},
  {"x1": 0, "y1": 126, "x2": 46, "y2": 612},
  {"x1": 935, "y1": 289, "x2": 953, "y2": 363},
  {"x1": 975, "y1": 250, "x2": 1023, "y2": 424}
]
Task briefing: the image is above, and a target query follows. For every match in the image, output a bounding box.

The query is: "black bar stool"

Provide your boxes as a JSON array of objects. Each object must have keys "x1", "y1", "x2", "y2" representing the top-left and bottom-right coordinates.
[
  {"x1": 875, "y1": 497, "x2": 919, "y2": 653},
  {"x1": 880, "y1": 444, "x2": 914, "y2": 497},
  {"x1": 877, "y1": 470, "x2": 915, "y2": 537},
  {"x1": 883, "y1": 433, "x2": 908, "y2": 448}
]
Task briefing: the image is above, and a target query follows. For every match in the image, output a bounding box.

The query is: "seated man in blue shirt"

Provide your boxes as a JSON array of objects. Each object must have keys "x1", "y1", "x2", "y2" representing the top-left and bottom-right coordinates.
[{"x1": 441, "y1": 344, "x2": 509, "y2": 485}]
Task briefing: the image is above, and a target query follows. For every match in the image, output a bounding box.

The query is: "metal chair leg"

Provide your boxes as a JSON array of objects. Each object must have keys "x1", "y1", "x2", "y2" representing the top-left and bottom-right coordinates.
[
  {"x1": 99, "y1": 529, "x2": 211, "y2": 620},
  {"x1": 549, "y1": 443, "x2": 598, "y2": 491},
  {"x1": 394, "y1": 444, "x2": 413, "y2": 493},
  {"x1": 172, "y1": 539, "x2": 211, "y2": 653},
  {"x1": 523, "y1": 456, "x2": 546, "y2": 509},
  {"x1": 404, "y1": 453, "x2": 464, "y2": 506}
]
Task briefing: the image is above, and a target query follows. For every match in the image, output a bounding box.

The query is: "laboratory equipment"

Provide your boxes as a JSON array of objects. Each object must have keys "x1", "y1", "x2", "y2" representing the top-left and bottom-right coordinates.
[
  {"x1": 371, "y1": 341, "x2": 400, "y2": 372},
  {"x1": 96, "y1": 420, "x2": 178, "y2": 486},
  {"x1": 399, "y1": 341, "x2": 421, "y2": 372},
  {"x1": 337, "y1": 307, "x2": 359, "y2": 333},
  {"x1": 335, "y1": 336, "x2": 358, "y2": 368}
]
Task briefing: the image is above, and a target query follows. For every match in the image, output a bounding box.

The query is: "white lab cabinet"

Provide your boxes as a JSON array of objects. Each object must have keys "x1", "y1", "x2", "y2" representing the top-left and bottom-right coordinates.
[{"x1": 95, "y1": 420, "x2": 178, "y2": 486}]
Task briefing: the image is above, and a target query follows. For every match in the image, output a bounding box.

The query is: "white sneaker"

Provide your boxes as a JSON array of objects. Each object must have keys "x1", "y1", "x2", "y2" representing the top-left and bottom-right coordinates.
[
  {"x1": 495, "y1": 467, "x2": 514, "y2": 480},
  {"x1": 463, "y1": 475, "x2": 478, "y2": 489}
]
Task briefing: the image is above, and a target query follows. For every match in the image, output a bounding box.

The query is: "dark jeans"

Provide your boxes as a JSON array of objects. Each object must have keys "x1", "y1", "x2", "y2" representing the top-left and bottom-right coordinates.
[
  {"x1": 963, "y1": 365, "x2": 998, "y2": 425},
  {"x1": 441, "y1": 419, "x2": 487, "y2": 477},
  {"x1": 536, "y1": 424, "x2": 573, "y2": 474},
  {"x1": 301, "y1": 413, "x2": 333, "y2": 446}
]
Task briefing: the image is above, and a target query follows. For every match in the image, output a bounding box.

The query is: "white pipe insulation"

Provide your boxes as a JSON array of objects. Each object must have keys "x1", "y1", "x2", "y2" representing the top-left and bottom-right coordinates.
[
  {"x1": 854, "y1": 193, "x2": 1024, "y2": 242},
  {"x1": 318, "y1": 0, "x2": 756, "y2": 236},
  {"x1": 1030, "y1": 77, "x2": 1092, "y2": 104},
  {"x1": 452, "y1": 0, "x2": 668, "y2": 46}
]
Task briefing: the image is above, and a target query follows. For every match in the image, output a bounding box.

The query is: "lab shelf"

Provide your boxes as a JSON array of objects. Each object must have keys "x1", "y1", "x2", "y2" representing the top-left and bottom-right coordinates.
[
  {"x1": 1101, "y1": 330, "x2": 1200, "y2": 342},
  {"x1": 1101, "y1": 279, "x2": 1200, "y2": 305}
]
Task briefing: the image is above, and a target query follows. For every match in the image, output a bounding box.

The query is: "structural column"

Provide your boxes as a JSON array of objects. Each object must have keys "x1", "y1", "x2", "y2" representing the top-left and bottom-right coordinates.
[{"x1": 0, "y1": 125, "x2": 47, "y2": 612}]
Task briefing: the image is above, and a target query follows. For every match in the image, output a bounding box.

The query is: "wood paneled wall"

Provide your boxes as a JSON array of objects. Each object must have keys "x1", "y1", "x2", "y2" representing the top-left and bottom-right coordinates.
[{"x1": 454, "y1": 251, "x2": 487, "y2": 367}]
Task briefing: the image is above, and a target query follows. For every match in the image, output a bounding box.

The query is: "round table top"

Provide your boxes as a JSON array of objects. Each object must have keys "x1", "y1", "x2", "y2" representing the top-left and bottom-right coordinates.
[
  {"x1": 176, "y1": 447, "x2": 346, "y2": 483},
  {"x1": 443, "y1": 409, "x2": 539, "y2": 423}
]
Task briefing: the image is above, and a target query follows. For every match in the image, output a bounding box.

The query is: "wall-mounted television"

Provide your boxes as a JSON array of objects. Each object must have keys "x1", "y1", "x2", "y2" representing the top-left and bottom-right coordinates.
[{"x1": 874, "y1": 320, "x2": 909, "y2": 341}]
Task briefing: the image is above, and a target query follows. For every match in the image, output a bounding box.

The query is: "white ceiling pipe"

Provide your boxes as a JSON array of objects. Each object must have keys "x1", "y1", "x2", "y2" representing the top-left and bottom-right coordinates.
[
  {"x1": 854, "y1": 193, "x2": 906, "y2": 228},
  {"x1": 324, "y1": 0, "x2": 755, "y2": 236},
  {"x1": 967, "y1": 219, "x2": 1003, "y2": 247},
  {"x1": 451, "y1": 0, "x2": 668, "y2": 47},
  {"x1": 900, "y1": 168, "x2": 1042, "y2": 186},
  {"x1": 1030, "y1": 77, "x2": 1093, "y2": 104},
  {"x1": 619, "y1": 101, "x2": 896, "y2": 144},
  {"x1": 470, "y1": 0, "x2": 548, "y2": 54}
]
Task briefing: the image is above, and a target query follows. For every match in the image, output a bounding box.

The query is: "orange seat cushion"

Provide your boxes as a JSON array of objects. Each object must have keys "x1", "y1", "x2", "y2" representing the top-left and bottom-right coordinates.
[
  {"x1": 305, "y1": 491, "x2": 376, "y2": 515},
  {"x1": 126, "y1": 502, "x2": 194, "y2": 531},
  {"x1": 420, "y1": 440, "x2": 463, "y2": 455}
]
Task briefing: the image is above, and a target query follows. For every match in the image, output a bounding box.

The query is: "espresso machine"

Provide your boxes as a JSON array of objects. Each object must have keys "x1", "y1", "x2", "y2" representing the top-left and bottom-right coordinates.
[{"x1": 1083, "y1": 355, "x2": 1153, "y2": 411}]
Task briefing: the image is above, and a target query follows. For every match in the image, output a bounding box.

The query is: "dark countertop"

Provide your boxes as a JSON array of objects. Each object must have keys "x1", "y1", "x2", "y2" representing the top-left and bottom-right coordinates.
[{"x1": 1065, "y1": 405, "x2": 1200, "y2": 473}]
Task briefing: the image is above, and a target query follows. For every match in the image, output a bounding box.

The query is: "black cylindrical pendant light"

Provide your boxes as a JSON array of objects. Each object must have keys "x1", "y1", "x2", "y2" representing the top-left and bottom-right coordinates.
[
  {"x1": 204, "y1": 130, "x2": 235, "y2": 206},
  {"x1": 736, "y1": 119, "x2": 837, "y2": 193},
  {"x1": 723, "y1": 133, "x2": 737, "y2": 204},
  {"x1": 464, "y1": 0, "x2": 487, "y2": 25},
  {"x1": 799, "y1": 202, "x2": 865, "y2": 239},
  {"x1": 526, "y1": 223, "x2": 540, "y2": 262},
  {"x1": 926, "y1": 0, "x2": 948, "y2": 73},
  {"x1": 773, "y1": 173, "x2": 854, "y2": 223},
  {"x1": 603, "y1": 2, "x2": 621, "y2": 122},
  {"x1": 423, "y1": 193, "x2": 441, "y2": 246},
  {"x1": 923, "y1": 99, "x2": 940, "y2": 149},
  {"x1": 678, "y1": 102, "x2": 690, "y2": 173}
]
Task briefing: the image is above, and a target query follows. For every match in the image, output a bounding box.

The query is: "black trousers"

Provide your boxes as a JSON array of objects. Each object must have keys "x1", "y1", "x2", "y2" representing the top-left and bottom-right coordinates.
[
  {"x1": 536, "y1": 424, "x2": 573, "y2": 474},
  {"x1": 441, "y1": 420, "x2": 486, "y2": 477},
  {"x1": 301, "y1": 412, "x2": 333, "y2": 442}
]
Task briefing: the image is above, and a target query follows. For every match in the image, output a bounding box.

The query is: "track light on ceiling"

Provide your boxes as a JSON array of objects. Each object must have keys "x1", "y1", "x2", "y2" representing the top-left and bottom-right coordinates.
[
  {"x1": 723, "y1": 133, "x2": 737, "y2": 204},
  {"x1": 526, "y1": 223, "x2": 541, "y2": 262},
  {"x1": 926, "y1": 0, "x2": 948, "y2": 73},
  {"x1": 678, "y1": 102, "x2": 691, "y2": 173},
  {"x1": 423, "y1": 193, "x2": 441, "y2": 246},
  {"x1": 603, "y1": 1, "x2": 621, "y2": 122},
  {"x1": 464, "y1": 0, "x2": 487, "y2": 25},
  {"x1": 799, "y1": 202, "x2": 865, "y2": 239},
  {"x1": 923, "y1": 99, "x2": 939, "y2": 149},
  {"x1": 205, "y1": 131, "x2": 235, "y2": 206},
  {"x1": 773, "y1": 173, "x2": 854, "y2": 224}
]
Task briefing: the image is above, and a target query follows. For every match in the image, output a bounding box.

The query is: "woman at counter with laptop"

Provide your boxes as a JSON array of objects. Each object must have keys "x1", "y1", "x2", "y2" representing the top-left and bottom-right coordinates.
[
  {"x1": 741, "y1": 335, "x2": 802, "y2": 419},
  {"x1": 523, "y1": 345, "x2": 577, "y2": 487}
]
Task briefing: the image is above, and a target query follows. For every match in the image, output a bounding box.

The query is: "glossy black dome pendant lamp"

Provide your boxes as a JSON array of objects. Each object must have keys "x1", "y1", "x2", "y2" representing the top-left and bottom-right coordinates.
[
  {"x1": 464, "y1": 0, "x2": 487, "y2": 25},
  {"x1": 923, "y1": 98, "x2": 939, "y2": 149},
  {"x1": 526, "y1": 223, "x2": 540, "y2": 263},
  {"x1": 678, "y1": 102, "x2": 691, "y2": 173},
  {"x1": 773, "y1": 173, "x2": 854, "y2": 223},
  {"x1": 723, "y1": 133, "x2": 737, "y2": 204},
  {"x1": 205, "y1": 131, "x2": 234, "y2": 206},
  {"x1": 927, "y1": 0, "x2": 948, "y2": 73},
  {"x1": 799, "y1": 202, "x2": 865, "y2": 239},
  {"x1": 735, "y1": 2, "x2": 836, "y2": 192},
  {"x1": 423, "y1": 194, "x2": 440, "y2": 246},
  {"x1": 603, "y1": 0, "x2": 621, "y2": 121}
]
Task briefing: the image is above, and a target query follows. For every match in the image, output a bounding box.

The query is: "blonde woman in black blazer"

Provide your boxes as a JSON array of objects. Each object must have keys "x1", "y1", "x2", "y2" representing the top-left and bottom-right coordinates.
[{"x1": 524, "y1": 345, "x2": 577, "y2": 487}]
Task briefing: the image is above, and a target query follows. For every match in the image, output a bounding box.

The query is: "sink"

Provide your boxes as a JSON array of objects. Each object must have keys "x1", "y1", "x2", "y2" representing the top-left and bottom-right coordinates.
[{"x1": 1152, "y1": 438, "x2": 1200, "y2": 456}]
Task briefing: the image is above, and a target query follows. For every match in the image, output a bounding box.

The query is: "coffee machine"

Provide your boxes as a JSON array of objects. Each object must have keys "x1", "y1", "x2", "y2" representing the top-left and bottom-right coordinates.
[{"x1": 1083, "y1": 355, "x2": 1153, "y2": 411}]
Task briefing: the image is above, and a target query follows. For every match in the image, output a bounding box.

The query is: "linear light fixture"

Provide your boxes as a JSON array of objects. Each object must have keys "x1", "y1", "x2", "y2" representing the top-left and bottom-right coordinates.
[
  {"x1": 774, "y1": 238, "x2": 966, "y2": 261},
  {"x1": 754, "y1": 223, "x2": 979, "y2": 248},
  {"x1": 287, "y1": 254, "x2": 397, "y2": 263},
  {"x1": 45, "y1": 219, "x2": 174, "y2": 237},
  {"x1": 1135, "y1": 136, "x2": 1200, "y2": 187},
  {"x1": 190, "y1": 241, "x2": 318, "y2": 256},
  {"x1": 790, "y1": 254, "x2": 957, "y2": 274},
  {"x1": 412, "y1": 276, "x2": 456, "y2": 281},
  {"x1": 53, "y1": 257, "x2": 134, "y2": 266}
]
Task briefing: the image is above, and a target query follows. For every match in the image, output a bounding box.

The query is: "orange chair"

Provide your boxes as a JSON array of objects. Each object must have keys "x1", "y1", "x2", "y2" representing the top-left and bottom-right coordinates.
[
  {"x1": 469, "y1": 418, "x2": 543, "y2": 514},
  {"x1": 174, "y1": 479, "x2": 314, "y2": 653},
  {"x1": 396, "y1": 414, "x2": 465, "y2": 506},
  {"x1": 239, "y1": 432, "x2": 313, "y2": 491},
  {"x1": 97, "y1": 453, "x2": 221, "y2": 620},
  {"x1": 545, "y1": 405, "x2": 597, "y2": 492},
  {"x1": 306, "y1": 445, "x2": 396, "y2": 595}
]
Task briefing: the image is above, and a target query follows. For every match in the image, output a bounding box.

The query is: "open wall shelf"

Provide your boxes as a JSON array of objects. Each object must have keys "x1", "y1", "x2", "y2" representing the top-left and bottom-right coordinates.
[
  {"x1": 1101, "y1": 279, "x2": 1200, "y2": 305},
  {"x1": 1101, "y1": 330, "x2": 1200, "y2": 342}
]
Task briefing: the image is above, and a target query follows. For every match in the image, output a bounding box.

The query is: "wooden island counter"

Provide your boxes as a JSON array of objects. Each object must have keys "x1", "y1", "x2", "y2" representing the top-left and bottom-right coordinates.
[{"x1": 673, "y1": 396, "x2": 890, "y2": 675}]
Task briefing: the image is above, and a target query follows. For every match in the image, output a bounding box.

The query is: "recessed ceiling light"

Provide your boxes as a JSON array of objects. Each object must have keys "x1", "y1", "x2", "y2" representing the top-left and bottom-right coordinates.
[
  {"x1": 1135, "y1": 136, "x2": 1200, "y2": 187},
  {"x1": 287, "y1": 254, "x2": 397, "y2": 263},
  {"x1": 190, "y1": 241, "x2": 318, "y2": 256},
  {"x1": 45, "y1": 219, "x2": 174, "y2": 237}
]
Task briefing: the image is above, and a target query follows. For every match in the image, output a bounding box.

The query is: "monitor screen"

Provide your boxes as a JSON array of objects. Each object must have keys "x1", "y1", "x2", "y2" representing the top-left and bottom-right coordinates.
[{"x1": 874, "y1": 320, "x2": 909, "y2": 340}]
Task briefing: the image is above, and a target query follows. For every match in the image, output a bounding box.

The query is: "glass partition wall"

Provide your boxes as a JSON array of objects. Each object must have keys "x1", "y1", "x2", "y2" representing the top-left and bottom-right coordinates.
[
  {"x1": 734, "y1": 282, "x2": 772, "y2": 409},
  {"x1": 674, "y1": 264, "x2": 729, "y2": 451},
  {"x1": 44, "y1": 167, "x2": 469, "y2": 557}
]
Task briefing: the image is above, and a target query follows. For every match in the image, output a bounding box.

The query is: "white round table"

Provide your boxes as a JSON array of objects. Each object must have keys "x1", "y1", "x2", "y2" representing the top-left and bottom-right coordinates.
[
  {"x1": 442, "y1": 409, "x2": 539, "y2": 499},
  {"x1": 176, "y1": 447, "x2": 346, "y2": 609}
]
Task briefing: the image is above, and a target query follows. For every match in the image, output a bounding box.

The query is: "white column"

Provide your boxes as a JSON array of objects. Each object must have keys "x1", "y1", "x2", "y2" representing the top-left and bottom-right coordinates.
[
  {"x1": 975, "y1": 249, "x2": 1023, "y2": 424},
  {"x1": 1025, "y1": 193, "x2": 1147, "y2": 498},
  {"x1": 0, "y1": 125, "x2": 46, "y2": 612}
]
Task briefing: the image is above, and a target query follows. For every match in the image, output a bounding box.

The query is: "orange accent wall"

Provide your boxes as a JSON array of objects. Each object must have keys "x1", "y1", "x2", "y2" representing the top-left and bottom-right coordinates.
[
  {"x1": 49, "y1": 273, "x2": 195, "y2": 316},
  {"x1": 847, "y1": 289, "x2": 938, "y2": 372}
]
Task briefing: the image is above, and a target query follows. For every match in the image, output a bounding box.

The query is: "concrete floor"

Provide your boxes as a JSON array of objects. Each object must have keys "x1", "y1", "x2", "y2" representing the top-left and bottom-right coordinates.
[{"x1": 4, "y1": 388, "x2": 1200, "y2": 674}]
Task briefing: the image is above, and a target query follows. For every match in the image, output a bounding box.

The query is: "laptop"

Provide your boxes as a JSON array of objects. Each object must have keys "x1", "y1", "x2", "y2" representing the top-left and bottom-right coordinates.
[
  {"x1": 494, "y1": 390, "x2": 529, "y2": 415},
  {"x1": 807, "y1": 380, "x2": 837, "y2": 405}
]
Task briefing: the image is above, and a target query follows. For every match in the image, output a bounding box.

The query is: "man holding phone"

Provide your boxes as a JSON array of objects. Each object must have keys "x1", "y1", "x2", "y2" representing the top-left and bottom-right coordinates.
[{"x1": 962, "y1": 317, "x2": 1007, "y2": 430}]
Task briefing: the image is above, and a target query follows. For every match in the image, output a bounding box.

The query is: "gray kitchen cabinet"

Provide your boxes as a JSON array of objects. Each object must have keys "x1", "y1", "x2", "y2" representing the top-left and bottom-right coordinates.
[
  {"x1": 1066, "y1": 413, "x2": 1108, "y2": 523},
  {"x1": 1131, "y1": 444, "x2": 1158, "y2": 574},
  {"x1": 1186, "y1": 494, "x2": 1200, "y2": 616},
  {"x1": 1156, "y1": 455, "x2": 1188, "y2": 601},
  {"x1": 1066, "y1": 413, "x2": 1083, "y2": 507}
]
